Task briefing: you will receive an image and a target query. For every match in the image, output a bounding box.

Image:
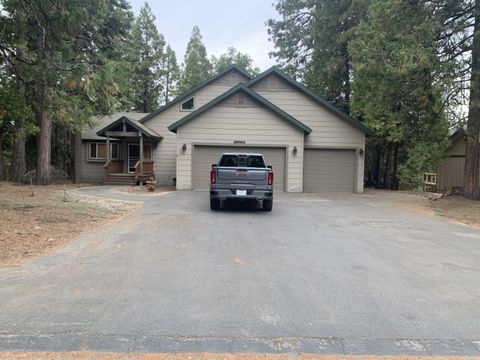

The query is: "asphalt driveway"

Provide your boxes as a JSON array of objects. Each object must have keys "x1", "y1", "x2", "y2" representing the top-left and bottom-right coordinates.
[{"x1": 1, "y1": 188, "x2": 480, "y2": 356}]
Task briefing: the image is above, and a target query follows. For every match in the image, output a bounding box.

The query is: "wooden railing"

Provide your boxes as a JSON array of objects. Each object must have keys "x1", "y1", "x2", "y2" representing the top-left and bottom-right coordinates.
[
  {"x1": 423, "y1": 172, "x2": 437, "y2": 192},
  {"x1": 134, "y1": 160, "x2": 155, "y2": 184},
  {"x1": 104, "y1": 160, "x2": 124, "y2": 176}
]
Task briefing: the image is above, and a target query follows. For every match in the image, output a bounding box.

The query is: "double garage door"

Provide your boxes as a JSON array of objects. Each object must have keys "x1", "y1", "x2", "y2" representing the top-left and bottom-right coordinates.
[
  {"x1": 192, "y1": 145, "x2": 286, "y2": 191},
  {"x1": 303, "y1": 149, "x2": 356, "y2": 192},
  {"x1": 192, "y1": 146, "x2": 356, "y2": 192}
]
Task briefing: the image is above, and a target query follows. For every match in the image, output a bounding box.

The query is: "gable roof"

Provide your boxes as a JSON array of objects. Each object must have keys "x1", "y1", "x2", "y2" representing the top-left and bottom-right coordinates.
[
  {"x1": 246, "y1": 66, "x2": 373, "y2": 136},
  {"x1": 168, "y1": 83, "x2": 313, "y2": 134},
  {"x1": 96, "y1": 116, "x2": 163, "y2": 141},
  {"x1": 139, "y1": 64, "x2": 253, "y2": 124},
  {"x1": 82, "y1": 112, "x2": 148, "y2": 140}
]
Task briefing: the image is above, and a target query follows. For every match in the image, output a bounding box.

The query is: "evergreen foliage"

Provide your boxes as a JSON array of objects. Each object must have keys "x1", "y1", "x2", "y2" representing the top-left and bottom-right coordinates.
[{"x1": 178, "y1": 26, "x2": 212, "y2": 94}]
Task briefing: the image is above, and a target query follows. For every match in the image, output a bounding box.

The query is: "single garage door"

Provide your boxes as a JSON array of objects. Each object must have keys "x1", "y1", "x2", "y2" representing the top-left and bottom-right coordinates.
[
  {"x1": 192, "y1": 145, "x2": 286, "y2": 191},
  {"x1": 303, "y1": 149, "x2": 356, "y2": 192}
]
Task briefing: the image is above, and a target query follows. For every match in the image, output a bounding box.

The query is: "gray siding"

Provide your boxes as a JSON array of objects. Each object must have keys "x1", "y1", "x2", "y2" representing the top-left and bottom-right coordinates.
[
  {"x1": 175, "y1": 104, "x2": 304, "y2": 192},
  {"x1": 81, "y1": 142, "x2": 105, "y2": 182},
  {"x1": 437, "y1": 158, "x2": 465, "y2": 190},
  {"x1": 251, "y1": 75, "x2": 366, "y2": 193},
  {"x1": 436, "y1": 136, "x2": 466, "y2": 190}
]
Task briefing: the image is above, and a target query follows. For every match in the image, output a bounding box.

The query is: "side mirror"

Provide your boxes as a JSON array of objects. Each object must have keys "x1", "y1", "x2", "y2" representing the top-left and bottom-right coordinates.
[
  {"x1": 212, "y1": 164, "x2": 217, "y2": 168},
  {"x1": 267, "y1": 165, "x2": 273, "y2": 170}
]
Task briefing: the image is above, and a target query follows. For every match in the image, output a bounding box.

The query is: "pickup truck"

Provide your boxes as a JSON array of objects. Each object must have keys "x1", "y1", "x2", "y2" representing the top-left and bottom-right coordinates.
[{"x1": 209, "y1": 153, "x2": 274, "y2": 211}]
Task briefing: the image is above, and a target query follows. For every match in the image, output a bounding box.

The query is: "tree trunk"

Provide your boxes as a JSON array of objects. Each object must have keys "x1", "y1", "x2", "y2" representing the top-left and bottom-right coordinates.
[
  {"x1": 373, "y1": 143, "x2": 381, "y2": 188},
  {"x1": 464, "y1": 0, "x2": 480, "y2": 200},
  {"x1": 10, "y1": 128, "x2": 26, "y2": 182},
  {"x1": 0, "y1": 132, "x2": 5, "y2": 181},
  {"x1": 71, "y1": 131, "x2": 82, "y2": 183},
  {"x1": 36, "y1": 84, "x2": 52, "y2": 185},
  {"x1": 11, "y1": 20, "x2": 27, "y2": 183},
  {"x1": 391, "y1": 144, "x2": 399, "y2": 191},
  {"x1": 383, "y1": 142, "x2": 392, "y2": 189}
]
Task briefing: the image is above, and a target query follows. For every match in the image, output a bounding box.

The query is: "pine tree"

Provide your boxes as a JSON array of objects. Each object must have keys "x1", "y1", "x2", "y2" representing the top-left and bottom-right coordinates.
[
  {"x1": 162, "y1": 45, "x2": 180, "y2": 103},
  {"x1": 349, "y1": 0, "x2": 449, "y2": 189},
  {"x1": 178, "y1": 26, "x2": 211, "y2": 93},
  {"x1": 211, "y1": 47, "x2": 260, "y2": 75},
  {"x1": 268, "y1": 0, "x2": 368, "y2": 113},
  {"x1": 0, "y1": 0, "x2": 133, "y2": 184},
  {"x1": 128, "y1": 2, "x2": 165, "y2": 112},
  {"x1": 464, "y1": 0, "x2": 480, "y2": 199}
]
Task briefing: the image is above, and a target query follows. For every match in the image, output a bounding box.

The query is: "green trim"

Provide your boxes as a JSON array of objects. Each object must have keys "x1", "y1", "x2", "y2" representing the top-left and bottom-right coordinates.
[
  {"x1": 245, "y1": 66, "x2": 374, "y2": 136},
  {"x1": 168, "y1": 84, "x2": 313, "y2": 134},
  {"x1": 140, "y1": 64, "x2": 253, "y2": 124},
  {"x1": 96, "y1": 116, "x2": 163, "y2": 141}
]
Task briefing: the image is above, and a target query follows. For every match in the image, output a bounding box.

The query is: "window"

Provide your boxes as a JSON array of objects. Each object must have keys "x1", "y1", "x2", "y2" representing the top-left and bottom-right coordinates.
[
  {"x1": 236, "y1": 93, "x2": 246, "y2": 107},
  {"x1": 89, "y1": 142, "x2": 119, "y2": 160},
  {"x1": 180, "y1": 97, "x2": 194, "y2": 111},
  {"x1": 219, "y1": 154, "x2": 266, "y2": 168}
]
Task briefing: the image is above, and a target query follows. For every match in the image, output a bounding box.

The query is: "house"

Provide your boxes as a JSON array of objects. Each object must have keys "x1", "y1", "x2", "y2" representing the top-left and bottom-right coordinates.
[
  {"x1": 80, "y1": 65, "x2": 373, "y2": 193},
  {"x1": 437, "y1": 129, "x2": 468, "y2": 191}
]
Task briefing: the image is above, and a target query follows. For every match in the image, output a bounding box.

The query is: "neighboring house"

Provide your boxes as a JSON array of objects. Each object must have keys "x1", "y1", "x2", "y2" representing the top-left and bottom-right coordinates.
[
  {"x1": 80, "y1": 65, "x2": 373, "y2": 193},
  {"x1": 437, "y1": 129, "x2": 470, "y2": 191}
]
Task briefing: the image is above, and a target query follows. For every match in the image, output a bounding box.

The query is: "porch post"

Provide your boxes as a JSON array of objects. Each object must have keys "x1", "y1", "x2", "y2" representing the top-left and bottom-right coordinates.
[
  {"x1": 106, "y1": 135, "x2": 110, "y2": 161},
  {"x1": 139, "y1": 133, "x2": 144, "y2": 174}
]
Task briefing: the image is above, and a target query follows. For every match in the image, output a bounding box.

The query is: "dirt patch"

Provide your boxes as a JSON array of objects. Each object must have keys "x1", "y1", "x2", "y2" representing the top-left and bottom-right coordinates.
[
  {"x1": 0, "y1": 182, "x2": 139, "y2": 267},
  {"x1": 0, "y1": 353, "x2": 474, "y2": 360},
  {"x1": 429, "y1": 195, "x2": 480, "y2": 227},
  {"x1": 365, "y1": 189, "x2": 480, "y2": 228}
]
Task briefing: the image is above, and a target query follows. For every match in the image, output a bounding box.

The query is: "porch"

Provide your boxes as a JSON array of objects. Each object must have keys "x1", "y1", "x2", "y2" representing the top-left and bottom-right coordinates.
[
  {"x1": 96, "y1": 116, "x2": 163, "y2": 186},
  {"x1": 104, "y1": 160, "x2": 155, "y2": 185}
]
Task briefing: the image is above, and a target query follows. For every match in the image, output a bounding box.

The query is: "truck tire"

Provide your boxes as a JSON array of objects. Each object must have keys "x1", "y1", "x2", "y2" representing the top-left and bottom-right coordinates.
[
  {"x1": 210, "y1": 198, "x2": 220, "y2": 210},
  {"x1": 262, "y1": 199, "x2": 273, "y2": 212}
]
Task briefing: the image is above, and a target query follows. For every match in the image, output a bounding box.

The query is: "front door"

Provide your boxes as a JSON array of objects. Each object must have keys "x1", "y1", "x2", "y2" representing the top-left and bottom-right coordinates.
[{"x1": 128, "y1": 144, "x2": 140, "y2": 173}]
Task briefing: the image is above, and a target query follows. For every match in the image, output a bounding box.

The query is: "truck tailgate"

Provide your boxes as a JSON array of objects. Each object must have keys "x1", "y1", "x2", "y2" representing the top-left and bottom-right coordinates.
[{"x1": 217, "y1": 167, "x2": 268, "y2": 186}]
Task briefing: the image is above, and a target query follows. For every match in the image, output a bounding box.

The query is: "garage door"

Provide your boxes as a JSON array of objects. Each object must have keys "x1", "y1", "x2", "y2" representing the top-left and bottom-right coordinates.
[
  {"x1": 192, "y1": 146, "x2": 286, "y2": 191},
  {"x1": 303, "y1": 149, "x2": 356, "y2": 192}
]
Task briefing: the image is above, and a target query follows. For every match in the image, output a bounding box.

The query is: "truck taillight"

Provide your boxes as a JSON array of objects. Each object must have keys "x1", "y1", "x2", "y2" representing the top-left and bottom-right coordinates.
[
  {"x1": 268, "y1": 171, "x2": 273, "y2": 186},
  {"x1": 210, "y1": 169, "x2": 216, "y2": 184}
]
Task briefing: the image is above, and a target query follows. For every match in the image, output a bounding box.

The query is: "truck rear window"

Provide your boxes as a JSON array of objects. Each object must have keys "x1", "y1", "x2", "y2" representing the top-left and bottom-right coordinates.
[{"x1": 219, "y1": 155, "x2": 266, "y2": 168}]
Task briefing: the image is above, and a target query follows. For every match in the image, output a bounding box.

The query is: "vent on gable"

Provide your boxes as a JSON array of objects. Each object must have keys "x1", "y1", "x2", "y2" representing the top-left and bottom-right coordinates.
[
  {"x1": 268, "y1": 76, "x2": 279, "y2": 91},
  {"x1": 181, "y1": 97, "x2": 194, "y2": 111},
  {"x1": 236, "y1": 93, "x2": 246, "y2": 107},
  {"x1": 230, "y1": 72, "x2": 238, "y2": 85}
]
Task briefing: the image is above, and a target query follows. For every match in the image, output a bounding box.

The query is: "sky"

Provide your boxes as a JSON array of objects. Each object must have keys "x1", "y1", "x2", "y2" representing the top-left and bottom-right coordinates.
[{"x1": 129, "y1": 0, "x2": 280, "y2": 71}]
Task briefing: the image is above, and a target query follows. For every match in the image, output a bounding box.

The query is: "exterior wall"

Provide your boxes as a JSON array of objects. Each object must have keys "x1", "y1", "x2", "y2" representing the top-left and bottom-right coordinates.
[
  {"x1": 437, "y1": 135, "x2": 466, "y2": 190},
  {"x1": 449, "y1": 136, "x2": 466, "y2": 156},
  {"x1": 142, "y1": 69, "x2": 248, "y2": 185},
  {"x1": 437, "y1": 158, "x2": 465, "y2": 190},
  {"x1": 81, "y1": 142, "x2": 105, "y2": 182},
  {"x1": 251, "y1": 75, "x2": 366, "y2": 193},
  {"x1": 175, "y1": 97, "x2": 304, "y2": 192}
]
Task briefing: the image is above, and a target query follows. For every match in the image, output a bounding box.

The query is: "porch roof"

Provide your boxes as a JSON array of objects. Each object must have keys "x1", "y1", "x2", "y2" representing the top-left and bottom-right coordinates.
[{"x1": 96, "y1": 116, "x2": 163, "y2": 141}]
